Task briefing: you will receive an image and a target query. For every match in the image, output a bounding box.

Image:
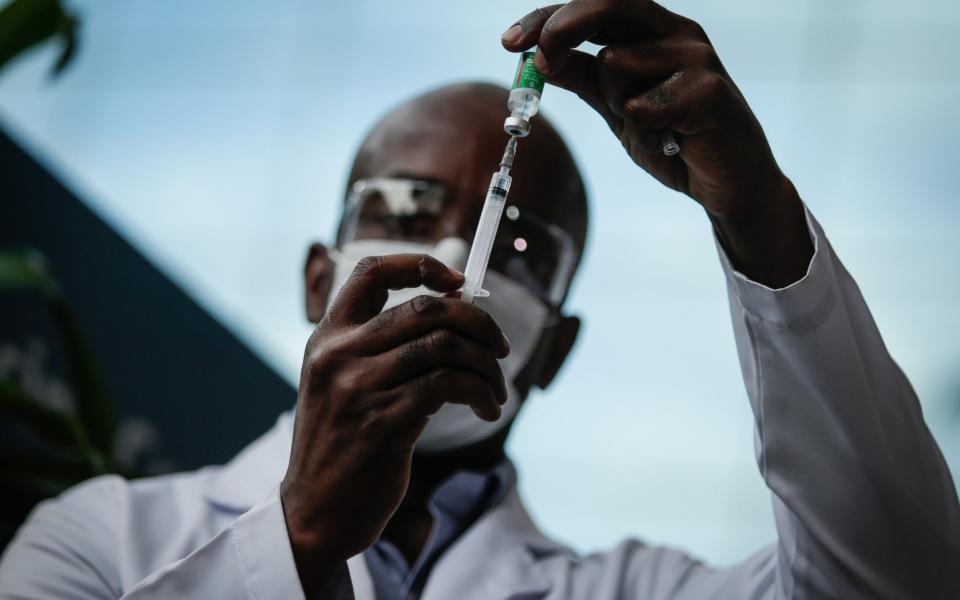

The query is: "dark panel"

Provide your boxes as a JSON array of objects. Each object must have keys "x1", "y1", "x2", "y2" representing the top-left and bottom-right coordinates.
[{"x1": 0, "y1": 125, "x2": 295, "y2": 471}]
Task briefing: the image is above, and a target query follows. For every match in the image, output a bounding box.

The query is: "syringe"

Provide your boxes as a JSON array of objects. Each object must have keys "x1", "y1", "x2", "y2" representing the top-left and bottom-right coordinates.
[{"x1": 460, "y1": 136, "x2": 517, "y2": 304}]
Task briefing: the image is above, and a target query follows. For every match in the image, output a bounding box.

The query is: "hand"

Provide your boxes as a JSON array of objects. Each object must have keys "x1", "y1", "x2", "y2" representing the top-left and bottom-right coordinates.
[
  {"x1": 503, "y1": 1, "x2": 813, "y2": 287},
  {"x1": 279, "y1": 255, "x2": 509, "y2": 595}
]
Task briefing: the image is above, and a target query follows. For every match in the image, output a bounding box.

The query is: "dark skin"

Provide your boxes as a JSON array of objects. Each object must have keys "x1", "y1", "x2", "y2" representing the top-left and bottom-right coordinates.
[
  {"x1": 502, "y1": 1, "x2": 812, "y2": 286},
  {"x1": 285, "y1": 88, "x2": 584, "y2": 594},
  {"x1": 344, "y1": 96, "x2": 584, "y2": 568},
  {"x1": 282, "y1": 1, "x2": 814, "y2": 595}
]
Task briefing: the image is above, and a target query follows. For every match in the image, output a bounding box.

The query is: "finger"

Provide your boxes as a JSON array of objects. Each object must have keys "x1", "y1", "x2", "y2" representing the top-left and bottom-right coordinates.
[
  {"x1": 534, "y1": 0, "x2": 681, "y2": 75},
  {"x1": 366, "y1": 329, "x2": 508, "y2": 406},
  {"x1": 617, "y1": 71, "x2": 733, "y2": 190},
  {"x1": 369, "y1": 368, "x2": 502, "y2": 451},
  {"x1": 358, "y1": 295, "x2": 510, "y2": 358},
  {"x1": 501, "y1": 4, "x2": 563, "y2": 51},
  {"x1": 326, "y1": 254, "x2": 464, "y2": 325},
  {"x1": 545, "y1": 49, "x2": 623, "y2": 135},
  {"x1": 595, "y1": 42, "x2": 683, "y2": 119},
  {"x1": 622, "y1": 70, "x2": 729, "y2": 135},
  {"x1": 617, "y1": 73, "x2": 692, "y2": 161},
  {"x1": 600, "y1": 39, "x2": 718, "y2": 80},
  {"x1": 400, "y1": 368, "x2": 502, "y2": 422},
  {"x1": 500, "y1": 4, "x2": 627, "y2": 52}
]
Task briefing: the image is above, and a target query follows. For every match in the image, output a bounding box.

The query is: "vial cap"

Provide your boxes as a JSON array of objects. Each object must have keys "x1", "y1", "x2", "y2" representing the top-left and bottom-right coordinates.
[{"x1": 503, "y1": 116, "x2": 530, "y2": 137}]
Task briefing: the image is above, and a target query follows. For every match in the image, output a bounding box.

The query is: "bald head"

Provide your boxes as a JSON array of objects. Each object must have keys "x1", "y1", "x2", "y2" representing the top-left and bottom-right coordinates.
[{"x1": 346, "y1": 82, "x2": 588, "y2": 261}]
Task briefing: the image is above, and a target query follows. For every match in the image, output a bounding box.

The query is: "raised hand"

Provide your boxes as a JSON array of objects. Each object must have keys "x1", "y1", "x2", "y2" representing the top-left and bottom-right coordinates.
[
  {"x1": 503, "y1": 1, "x2": 813, "y2": 287},
  {"x1": 280, "y1": 255, "x2": 509, "y2": 595}
]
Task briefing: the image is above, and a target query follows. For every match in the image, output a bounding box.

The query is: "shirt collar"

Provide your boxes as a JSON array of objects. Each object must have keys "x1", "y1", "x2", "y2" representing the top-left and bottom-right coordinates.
[
  {"x1": 428, "y1": 459, "x2": 516, "y2": 521},
  {"x1": 365, "y1": 459, "x2": 518, "y2": 599},
  {"x1": 202, "y1": 411, "x2": 518, "y2": 515},
  {"x1": 201, "y1": 415, "x2": 567, "y2": 600},
  {"x1": 202, "y1": 410, "x2": 294, "y2": 511}
]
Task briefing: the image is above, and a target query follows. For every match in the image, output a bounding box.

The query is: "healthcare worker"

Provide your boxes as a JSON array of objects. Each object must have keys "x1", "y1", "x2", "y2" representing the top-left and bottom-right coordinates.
[{"x1": 2, "y1": 1, "x2": 959, "y2": 598}]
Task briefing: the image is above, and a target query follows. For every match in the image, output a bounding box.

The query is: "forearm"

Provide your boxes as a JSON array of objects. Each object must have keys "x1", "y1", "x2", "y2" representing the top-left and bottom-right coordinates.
[{"x1": 720, "y1": 209, "x2": 960, "y2": 598}]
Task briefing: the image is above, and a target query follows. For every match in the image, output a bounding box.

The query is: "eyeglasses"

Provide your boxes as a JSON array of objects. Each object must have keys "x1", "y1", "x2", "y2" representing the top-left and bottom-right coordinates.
[{"x1": 339, "y1": 177, "x2": 578, "y2": 306}]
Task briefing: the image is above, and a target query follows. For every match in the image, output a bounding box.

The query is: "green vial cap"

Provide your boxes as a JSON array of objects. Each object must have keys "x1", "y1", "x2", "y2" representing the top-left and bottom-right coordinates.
[{"x1": 511, "y1": 51, "x2": 545, "y2": 93}]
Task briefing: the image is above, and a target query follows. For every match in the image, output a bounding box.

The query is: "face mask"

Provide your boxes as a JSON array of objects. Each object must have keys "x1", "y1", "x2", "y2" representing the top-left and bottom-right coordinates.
[{"x1": 328, "y1": 237, "x2": 549, "y2": 453}]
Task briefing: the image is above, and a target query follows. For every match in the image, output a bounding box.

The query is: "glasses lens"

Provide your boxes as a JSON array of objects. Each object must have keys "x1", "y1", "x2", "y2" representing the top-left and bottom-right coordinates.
[
  {"x1": 489, "y1": 206, "x2": 573, "y2": 304},
  {"x1": 346, "y1": 179, "x2": 447, "y2": 243},
  {"x1": 342, "y1": 183, "x2": 576, "y2": 306}
]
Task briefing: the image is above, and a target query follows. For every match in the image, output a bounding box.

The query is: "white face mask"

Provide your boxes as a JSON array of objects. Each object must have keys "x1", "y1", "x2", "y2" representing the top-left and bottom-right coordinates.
[{"x1": 327, "y1": 237, "x2": 549, "y2": 453}]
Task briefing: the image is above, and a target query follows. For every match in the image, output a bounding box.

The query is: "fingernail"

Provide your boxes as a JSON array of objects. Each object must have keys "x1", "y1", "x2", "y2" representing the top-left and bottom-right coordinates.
[
  {"x1": 501, "y1": 334, "x2": 511, "y2": 355},
  {"x1": 474, "y1": 405, "x2": 500, "y2": 421},
  {"x1": 501, "y1": 24, "x2": 522, "y2": 45}
]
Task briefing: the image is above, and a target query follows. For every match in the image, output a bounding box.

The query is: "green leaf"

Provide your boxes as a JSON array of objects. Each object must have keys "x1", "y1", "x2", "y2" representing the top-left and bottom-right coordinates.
[
  {"x1": 0, "y1": 250, "x2": 58, "y2": 296},
  {"x1": 0, "y1": 249, "x2": 115, "y2": 455},
  {"x1": 0, "y1": 0, "x2": 79, "y2": 76}
]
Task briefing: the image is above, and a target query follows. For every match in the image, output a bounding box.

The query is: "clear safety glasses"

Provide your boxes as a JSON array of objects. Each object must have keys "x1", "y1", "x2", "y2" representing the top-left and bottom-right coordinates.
[{"x1": 339, "y1": 177, "x2": 577, "y2": 307}]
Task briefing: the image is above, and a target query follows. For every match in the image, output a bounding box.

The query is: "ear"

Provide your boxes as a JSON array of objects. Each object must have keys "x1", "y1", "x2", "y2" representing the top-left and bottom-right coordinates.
[
  {"x1": 304, "y1": 243, "x2": 335, "y2": 323},
  {"x1": 532, "y1": 314, "x2": 581, "y2": 390}
]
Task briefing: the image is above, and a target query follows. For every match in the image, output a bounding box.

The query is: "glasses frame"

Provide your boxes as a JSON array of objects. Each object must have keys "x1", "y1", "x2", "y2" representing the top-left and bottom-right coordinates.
[
  {"x1": 340, "y1": 177, "x2": 578, "y2": 307},
  {"x1": 501, "y1": 203, "x2": 578, "y2": 307},
  {"x1": 339, "y1": 178, "x2": 445, "y2": 244}
]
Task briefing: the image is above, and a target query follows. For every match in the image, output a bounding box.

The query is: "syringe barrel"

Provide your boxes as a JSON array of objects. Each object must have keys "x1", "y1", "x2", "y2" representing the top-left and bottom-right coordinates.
[{"x1": 461, "y1": 168, "x2": 512, "y2": 303}]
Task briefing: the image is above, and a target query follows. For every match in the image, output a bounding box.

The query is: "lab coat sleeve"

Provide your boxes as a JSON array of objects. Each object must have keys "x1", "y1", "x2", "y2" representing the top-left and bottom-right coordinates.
[
  {"x1": 0, "y1": 476, "x2": 355, "y2": 599},
  {"x1": 712, "y1": 206, "x2": 960, "y2": 599}
]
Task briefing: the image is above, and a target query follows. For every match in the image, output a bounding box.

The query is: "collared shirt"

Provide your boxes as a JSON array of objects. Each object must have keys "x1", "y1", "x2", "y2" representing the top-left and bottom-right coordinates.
[
  {"x1": 363, "y1": 460, "x2": 516, "y2": 600},
  {"x1": 3, "y1": 207, "x2": 958, "y2": 599}
]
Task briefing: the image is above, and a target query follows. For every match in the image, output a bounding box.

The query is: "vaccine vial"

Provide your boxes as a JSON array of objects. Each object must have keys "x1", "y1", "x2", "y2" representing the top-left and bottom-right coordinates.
[{"x1": 504, "y1": 51, "x2": 545, "y2": 137}]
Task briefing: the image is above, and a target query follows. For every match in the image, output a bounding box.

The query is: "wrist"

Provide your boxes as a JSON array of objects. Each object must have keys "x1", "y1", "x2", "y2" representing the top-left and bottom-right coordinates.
[
  {"x1": 280, "y1": 481, "x2": 345, "y2": 597},
  {"x1": 709, "y1": 172, "x2": 813, "y2": 289}
]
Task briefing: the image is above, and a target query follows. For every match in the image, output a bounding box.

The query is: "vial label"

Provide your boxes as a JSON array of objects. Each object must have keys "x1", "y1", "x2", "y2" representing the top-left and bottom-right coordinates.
[{"x1": 512, "y1": 51, "x2": 545, "y2": 94}]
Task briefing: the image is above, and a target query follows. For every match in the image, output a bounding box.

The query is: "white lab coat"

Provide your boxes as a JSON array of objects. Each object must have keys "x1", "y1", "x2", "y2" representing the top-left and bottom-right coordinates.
[{"x1": 1, "y1": 209, "x2": 958, "y2": 599}]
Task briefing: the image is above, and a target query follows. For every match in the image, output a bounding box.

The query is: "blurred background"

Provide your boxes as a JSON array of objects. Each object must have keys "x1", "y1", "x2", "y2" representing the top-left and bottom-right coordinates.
[{"x1": 1, "y1": 0, "x2": 959, "y2": 567}]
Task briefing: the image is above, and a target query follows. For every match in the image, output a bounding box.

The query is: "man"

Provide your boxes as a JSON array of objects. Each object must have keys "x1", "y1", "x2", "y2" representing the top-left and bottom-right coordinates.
[{"x1": 2, "y1": 1, "x2": 959, "y2": 598}]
